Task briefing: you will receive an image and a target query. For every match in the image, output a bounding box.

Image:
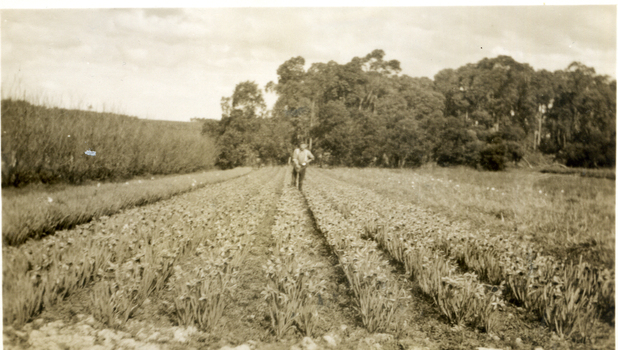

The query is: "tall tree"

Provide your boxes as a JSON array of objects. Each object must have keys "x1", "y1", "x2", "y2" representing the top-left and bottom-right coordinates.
[
  {"x1": 214, "y1": 52, "x2": 615, "y2": 170},
  {"x1": 231, "y1": 81, "x2": 266, "y2": 118},
  {"x1": 543, "y1": 62, "x2": 616, "y2": 167},
  {"x1": 216, "y1": 81, "x2": 266, "y2": 168}
]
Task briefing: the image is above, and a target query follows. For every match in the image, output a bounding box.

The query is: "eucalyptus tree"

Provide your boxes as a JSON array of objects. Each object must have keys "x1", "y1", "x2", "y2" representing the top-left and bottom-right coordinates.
[
  {"x1": 543, "y1": 62, "x2": 616, "y2": 167},
  {"x1": 216, "y1": 81, "x2": 267, "y2": 168}
]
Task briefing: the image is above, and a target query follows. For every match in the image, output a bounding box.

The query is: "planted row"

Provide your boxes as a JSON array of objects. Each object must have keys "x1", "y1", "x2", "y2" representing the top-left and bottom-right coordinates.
[
  {"x1": 173, "y1": 169, "x2": 284, "y2": 331},
  {"x1": 2, "y1": 166, "x2": 252, "y2": 246},
  {"x1": 302, "y1": 177, "x2": 408, "y2": 333},
  {"x1": 306, "y1": 173, "x2": 500, "y2": 332},
  {"x1": 262, "y1": 180, "x2": 326, "y2": 337},
  {"x1": 312, "y1": 170, "x2": 611, "y2": 342},
  {"x1": 3, "y1": 168, "x2": 278, "y2": 327}
]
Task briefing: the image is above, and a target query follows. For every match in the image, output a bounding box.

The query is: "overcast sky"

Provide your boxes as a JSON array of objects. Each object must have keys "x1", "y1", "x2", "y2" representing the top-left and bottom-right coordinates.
[{"x1": 1, "y1": 4, "x2": 616, "y2": 121}]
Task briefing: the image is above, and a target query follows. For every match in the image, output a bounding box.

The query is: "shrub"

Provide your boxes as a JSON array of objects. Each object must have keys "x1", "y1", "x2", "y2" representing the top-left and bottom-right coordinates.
[
  {"x1": 479, "y1": 143, "x2": 507, "y2": 171},
  {"x1": 559, "y1": 140, "x2": 615, "y2": 168},
  {"x1": 500, "y1": 126, "x2": 526, "y2": 142},
  {"x1": 505, "y1": 141, "x2": 524, "y2": 163},
  {"x1": 463, "y1": 140, "x2": 486, "y2": 167}
]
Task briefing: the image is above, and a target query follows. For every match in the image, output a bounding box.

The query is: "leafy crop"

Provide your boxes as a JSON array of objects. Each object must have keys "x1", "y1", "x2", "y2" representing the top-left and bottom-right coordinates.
[
  {"x1": 303, "y1": 178, "x2": 409, "y2": 333},
  {"x1": 2, "y1": 167, "x2": 252, "y2": 245},
  {"x1": 309, "y1": 170, "x2": 614, "y2": 342},
  {"x1": 3, "y1": 167, "x2": 278, "y2": 327},
  {"x1": 262, "y1": 182, "x2": 326, "y2": 337}
]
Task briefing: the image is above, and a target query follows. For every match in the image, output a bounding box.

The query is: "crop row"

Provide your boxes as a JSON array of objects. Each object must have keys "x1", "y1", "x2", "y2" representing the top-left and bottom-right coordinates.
[
  {"x1": 302, "y1": 176, "x2": 409, "y2": 333},
  {"x1": 322, "y1": 167, "x2": 615, "y2": 270},
  {"x1": 172, "y1": 167, "x2": 285, "y2": 331},
  {"x1": 310, "y1": 170, "x2": 613, "y2": 343},
  {"x1": 261, "y1": 177, "x2": 326, "y2": 337},
  {"x1": 3, "y1": 168, "x2": 280, "y2": 327},
  {"x1": 305, "y1": 174, "x2": 500, "y2": 333},
  {"x1": 2, "y1": 167, "x2": 252, "y2": 246}
]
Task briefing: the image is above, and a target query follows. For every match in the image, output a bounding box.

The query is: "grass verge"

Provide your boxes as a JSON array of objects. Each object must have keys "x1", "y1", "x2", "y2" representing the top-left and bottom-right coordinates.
[{"x1": 2, "y1": 167, "x2": 252, "y2": 246}]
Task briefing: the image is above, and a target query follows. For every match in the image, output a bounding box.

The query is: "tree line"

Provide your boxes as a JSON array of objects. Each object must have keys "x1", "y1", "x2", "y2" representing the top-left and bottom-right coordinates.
[{"x1": 203, "y1": 50, "x2": 616, "y2": 170}]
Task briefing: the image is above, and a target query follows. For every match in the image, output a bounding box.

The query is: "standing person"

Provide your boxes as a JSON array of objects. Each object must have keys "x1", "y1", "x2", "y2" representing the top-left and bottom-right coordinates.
[
  {"x1": 292, "y1": 142, "x2": 314, "y2": 190},
  {"x1": 291, "y1": 146, "x2": 300, "y2": 187}
]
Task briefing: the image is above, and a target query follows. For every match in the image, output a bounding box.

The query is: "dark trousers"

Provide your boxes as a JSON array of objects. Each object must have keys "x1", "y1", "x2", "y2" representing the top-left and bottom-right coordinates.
[{"x1": 291, "y1": 166, "x2": 307, "y2": 190}]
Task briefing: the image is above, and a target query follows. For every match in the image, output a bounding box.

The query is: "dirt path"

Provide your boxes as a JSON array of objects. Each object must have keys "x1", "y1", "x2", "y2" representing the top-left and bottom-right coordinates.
[{"x1": 212, "y1": 168, "x2": 286, "y2": 347}]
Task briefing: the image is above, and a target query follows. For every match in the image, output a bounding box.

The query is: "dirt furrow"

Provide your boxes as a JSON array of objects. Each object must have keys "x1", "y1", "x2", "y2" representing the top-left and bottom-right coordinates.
[
  {"x1": 264, "y1": 172, "x2": 359, "y2": 343},
  {"x1": 210, "y1": 168, "x2": 286, "y2": 347}
]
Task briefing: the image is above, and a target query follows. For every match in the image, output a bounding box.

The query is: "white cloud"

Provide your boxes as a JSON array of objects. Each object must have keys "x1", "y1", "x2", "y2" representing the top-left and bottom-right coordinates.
[{"x1": 2, "y1": 6, "x2": 615, "y2": 121}]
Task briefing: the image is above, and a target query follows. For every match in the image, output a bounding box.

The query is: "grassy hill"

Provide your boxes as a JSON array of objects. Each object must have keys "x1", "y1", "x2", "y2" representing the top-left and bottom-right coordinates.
[{"x1": 1, "y1": 99, "x2": 218, "y2": 187}]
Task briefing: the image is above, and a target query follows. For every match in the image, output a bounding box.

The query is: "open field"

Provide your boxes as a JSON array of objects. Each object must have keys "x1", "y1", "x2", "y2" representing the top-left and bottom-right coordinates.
[{"x1": 3, "y1": 166, "x2": 614, "y2": 350}]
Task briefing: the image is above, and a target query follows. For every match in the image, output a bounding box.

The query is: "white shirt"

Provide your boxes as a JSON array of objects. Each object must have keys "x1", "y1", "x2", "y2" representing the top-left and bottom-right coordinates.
[{"x1": 293, "y1": 149, "x2": 314, "y2": 165}]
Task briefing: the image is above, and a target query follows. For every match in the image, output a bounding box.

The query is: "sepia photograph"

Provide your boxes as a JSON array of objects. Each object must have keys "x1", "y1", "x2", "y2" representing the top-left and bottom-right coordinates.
[{"x1": 1, "y1": 2, "x2": 616, "y2": 349}]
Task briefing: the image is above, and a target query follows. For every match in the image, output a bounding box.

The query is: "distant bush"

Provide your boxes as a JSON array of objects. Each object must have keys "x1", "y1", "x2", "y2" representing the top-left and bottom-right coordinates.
[
  {"x1": 479, "y1": 143, "x2": 507, "y2": 171},
  {"x1": 504, "y1": 141, "x2": 524, "y2": 163},
  {"x1": 1, "y1": 99, "x2": 218, "y2": 187},
  {"x1": 435, "y1": 118, "x2": 479, "y2": 167},
  {"x1": 499, "y1": 126, "x2": 526, "y2": 142},
  {"x1": 559, "y1": 140, "x2": 616, "y2": 168},
  {"x1": 436, "y1": 124, "x2": 526, "y2": 171}
]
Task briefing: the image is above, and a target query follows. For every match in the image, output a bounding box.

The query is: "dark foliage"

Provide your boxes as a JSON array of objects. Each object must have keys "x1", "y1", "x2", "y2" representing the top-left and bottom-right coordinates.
[
  {"x1": 205, "y1": 53, "x2": 615, "y2": 172},
  {"x1": 480, "y1": 143, "x2": 508, "y2": 171}
]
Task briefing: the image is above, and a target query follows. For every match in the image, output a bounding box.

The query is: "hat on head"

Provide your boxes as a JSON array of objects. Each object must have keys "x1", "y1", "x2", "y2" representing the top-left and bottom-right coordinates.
[{"x1": 300, "y1": 142, "x2": 308, "y2": 147}]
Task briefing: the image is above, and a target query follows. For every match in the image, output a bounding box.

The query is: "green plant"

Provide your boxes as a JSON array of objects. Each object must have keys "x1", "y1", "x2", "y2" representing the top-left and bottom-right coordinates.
[
  {"x1": 341, "y1": 248, "x2": 404, "y2": 333},
  {"x1": 459, "y1": 242, "x2": 503, "y2": 285},
  {"x1": 539, "y1": 259, "x2": 601, "y2": 343},
  {"x1": 262, "y1": 283, "x2": 301, "y2": 337},
  {"x1": 262, "y1": 255, "x2": 324, "y2": 337},
  {"x1": 473, "y1": 286, "x2": 504, "y2": 334},
  {"x1": 90, "y1": 281, "x2": 120, "y2": 327},
  {"x1": 174, "y1": 269, "x2": 235, "y2": 331},
  {"x1": 402, "y1": 246, "x2": 427, "y2": 281},
  {"x1": 3, "y1": 277, "x2": 44, "y2": 326},
  {"x1": 195, "y1": 276, "x2": 230, "y2": 331},
  {"x1": 506, "y1": 272, "x2": 536, "y2": 309},
  {"x1": 417, "y1": 253, "x2": 451, "y2": 302},
  {"x1": 436, "y1": 273, "x2": 484, "y2": 326},
  {"x1": 90, "y1": 249, "x2": 175, "y2": 328}
]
